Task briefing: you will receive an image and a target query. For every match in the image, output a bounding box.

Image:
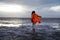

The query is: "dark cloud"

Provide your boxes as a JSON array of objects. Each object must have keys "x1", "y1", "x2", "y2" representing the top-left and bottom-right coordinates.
[
  {"x1": 0, "y1": 0, "x2": 60, "y2": 8},
  {"x1": 41, "y1": 0, "x2": 60, "y2": 4},
  {"x1": 0, "y1": 0, "x2": 39, "y2": 6},
  {"x1": 0, "y1": 0, "x2": 60, "y2": 6}
]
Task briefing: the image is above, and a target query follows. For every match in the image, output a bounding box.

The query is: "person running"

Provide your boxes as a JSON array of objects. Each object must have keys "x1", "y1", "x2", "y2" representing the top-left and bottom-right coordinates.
[{"x1": 31, "y1": 11, "x2": 42, "y2": 32}]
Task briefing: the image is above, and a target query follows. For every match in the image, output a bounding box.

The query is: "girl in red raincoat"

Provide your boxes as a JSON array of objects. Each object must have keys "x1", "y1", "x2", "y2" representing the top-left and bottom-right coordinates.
[
  {"x1": 31, "y1": 11, "x2": 42, "y2": 32},
  {"x1": 31, "y1": 11, "x2": 41, "y2": 25}
]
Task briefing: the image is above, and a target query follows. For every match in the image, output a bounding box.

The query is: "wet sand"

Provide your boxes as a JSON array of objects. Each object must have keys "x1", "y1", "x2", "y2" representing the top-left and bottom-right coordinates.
[{"x1": 0, "y1": 25, "x2": 60, "y2": 40}]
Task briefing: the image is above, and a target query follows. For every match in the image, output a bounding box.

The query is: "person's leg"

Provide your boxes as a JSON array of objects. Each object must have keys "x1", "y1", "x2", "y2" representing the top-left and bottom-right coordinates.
[
  {"x1": 32, "y1": 23, "x2": 35, "y2": 40},
  {"x1": 32, "y1": 22, "x2": 36, "y2": 32}
]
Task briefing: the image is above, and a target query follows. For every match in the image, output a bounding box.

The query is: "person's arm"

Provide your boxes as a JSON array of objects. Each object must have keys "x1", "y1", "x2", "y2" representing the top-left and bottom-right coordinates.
[
  {"x1": 38, "y1": 16, "x2": 41, "y2": 18},
  {"x1": 35, "y1": 13, "x2": 42, "y2": 18}
]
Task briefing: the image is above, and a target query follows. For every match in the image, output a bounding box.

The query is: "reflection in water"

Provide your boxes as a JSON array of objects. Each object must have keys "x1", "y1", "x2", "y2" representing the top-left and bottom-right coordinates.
[
  {"x1": 0, "y1": 18, "x2": 60, "y2": 40},
  {"x1": 0, "y1": 25, "x2": 60, "y2": 40}
]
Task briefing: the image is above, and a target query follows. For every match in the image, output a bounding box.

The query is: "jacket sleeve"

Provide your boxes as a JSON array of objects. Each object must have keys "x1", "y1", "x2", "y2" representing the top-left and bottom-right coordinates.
[{"x1": 35, "y1": 13, "x2": 42, "y2": 18}]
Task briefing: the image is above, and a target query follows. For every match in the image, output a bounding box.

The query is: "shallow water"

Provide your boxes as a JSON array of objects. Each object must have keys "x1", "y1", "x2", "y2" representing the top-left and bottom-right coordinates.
[
  {"x1": 0, "y1": 25, "x2": 60, "y2": 40},
  {"x1": 0, "y1": 18, "x2": 60, "y2": 40}
]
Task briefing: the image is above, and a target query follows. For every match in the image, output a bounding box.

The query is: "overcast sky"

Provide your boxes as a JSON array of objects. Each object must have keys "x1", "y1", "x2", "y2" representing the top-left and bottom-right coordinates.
[{"x1": 0, "y1": 0, "x2": 60, "y2": 18}]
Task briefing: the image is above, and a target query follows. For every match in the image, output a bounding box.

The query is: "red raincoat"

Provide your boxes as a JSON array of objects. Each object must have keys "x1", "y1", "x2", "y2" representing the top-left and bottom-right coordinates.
[{"x1": 31, "y1": 13, "x2": 41, "y2": 24}]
